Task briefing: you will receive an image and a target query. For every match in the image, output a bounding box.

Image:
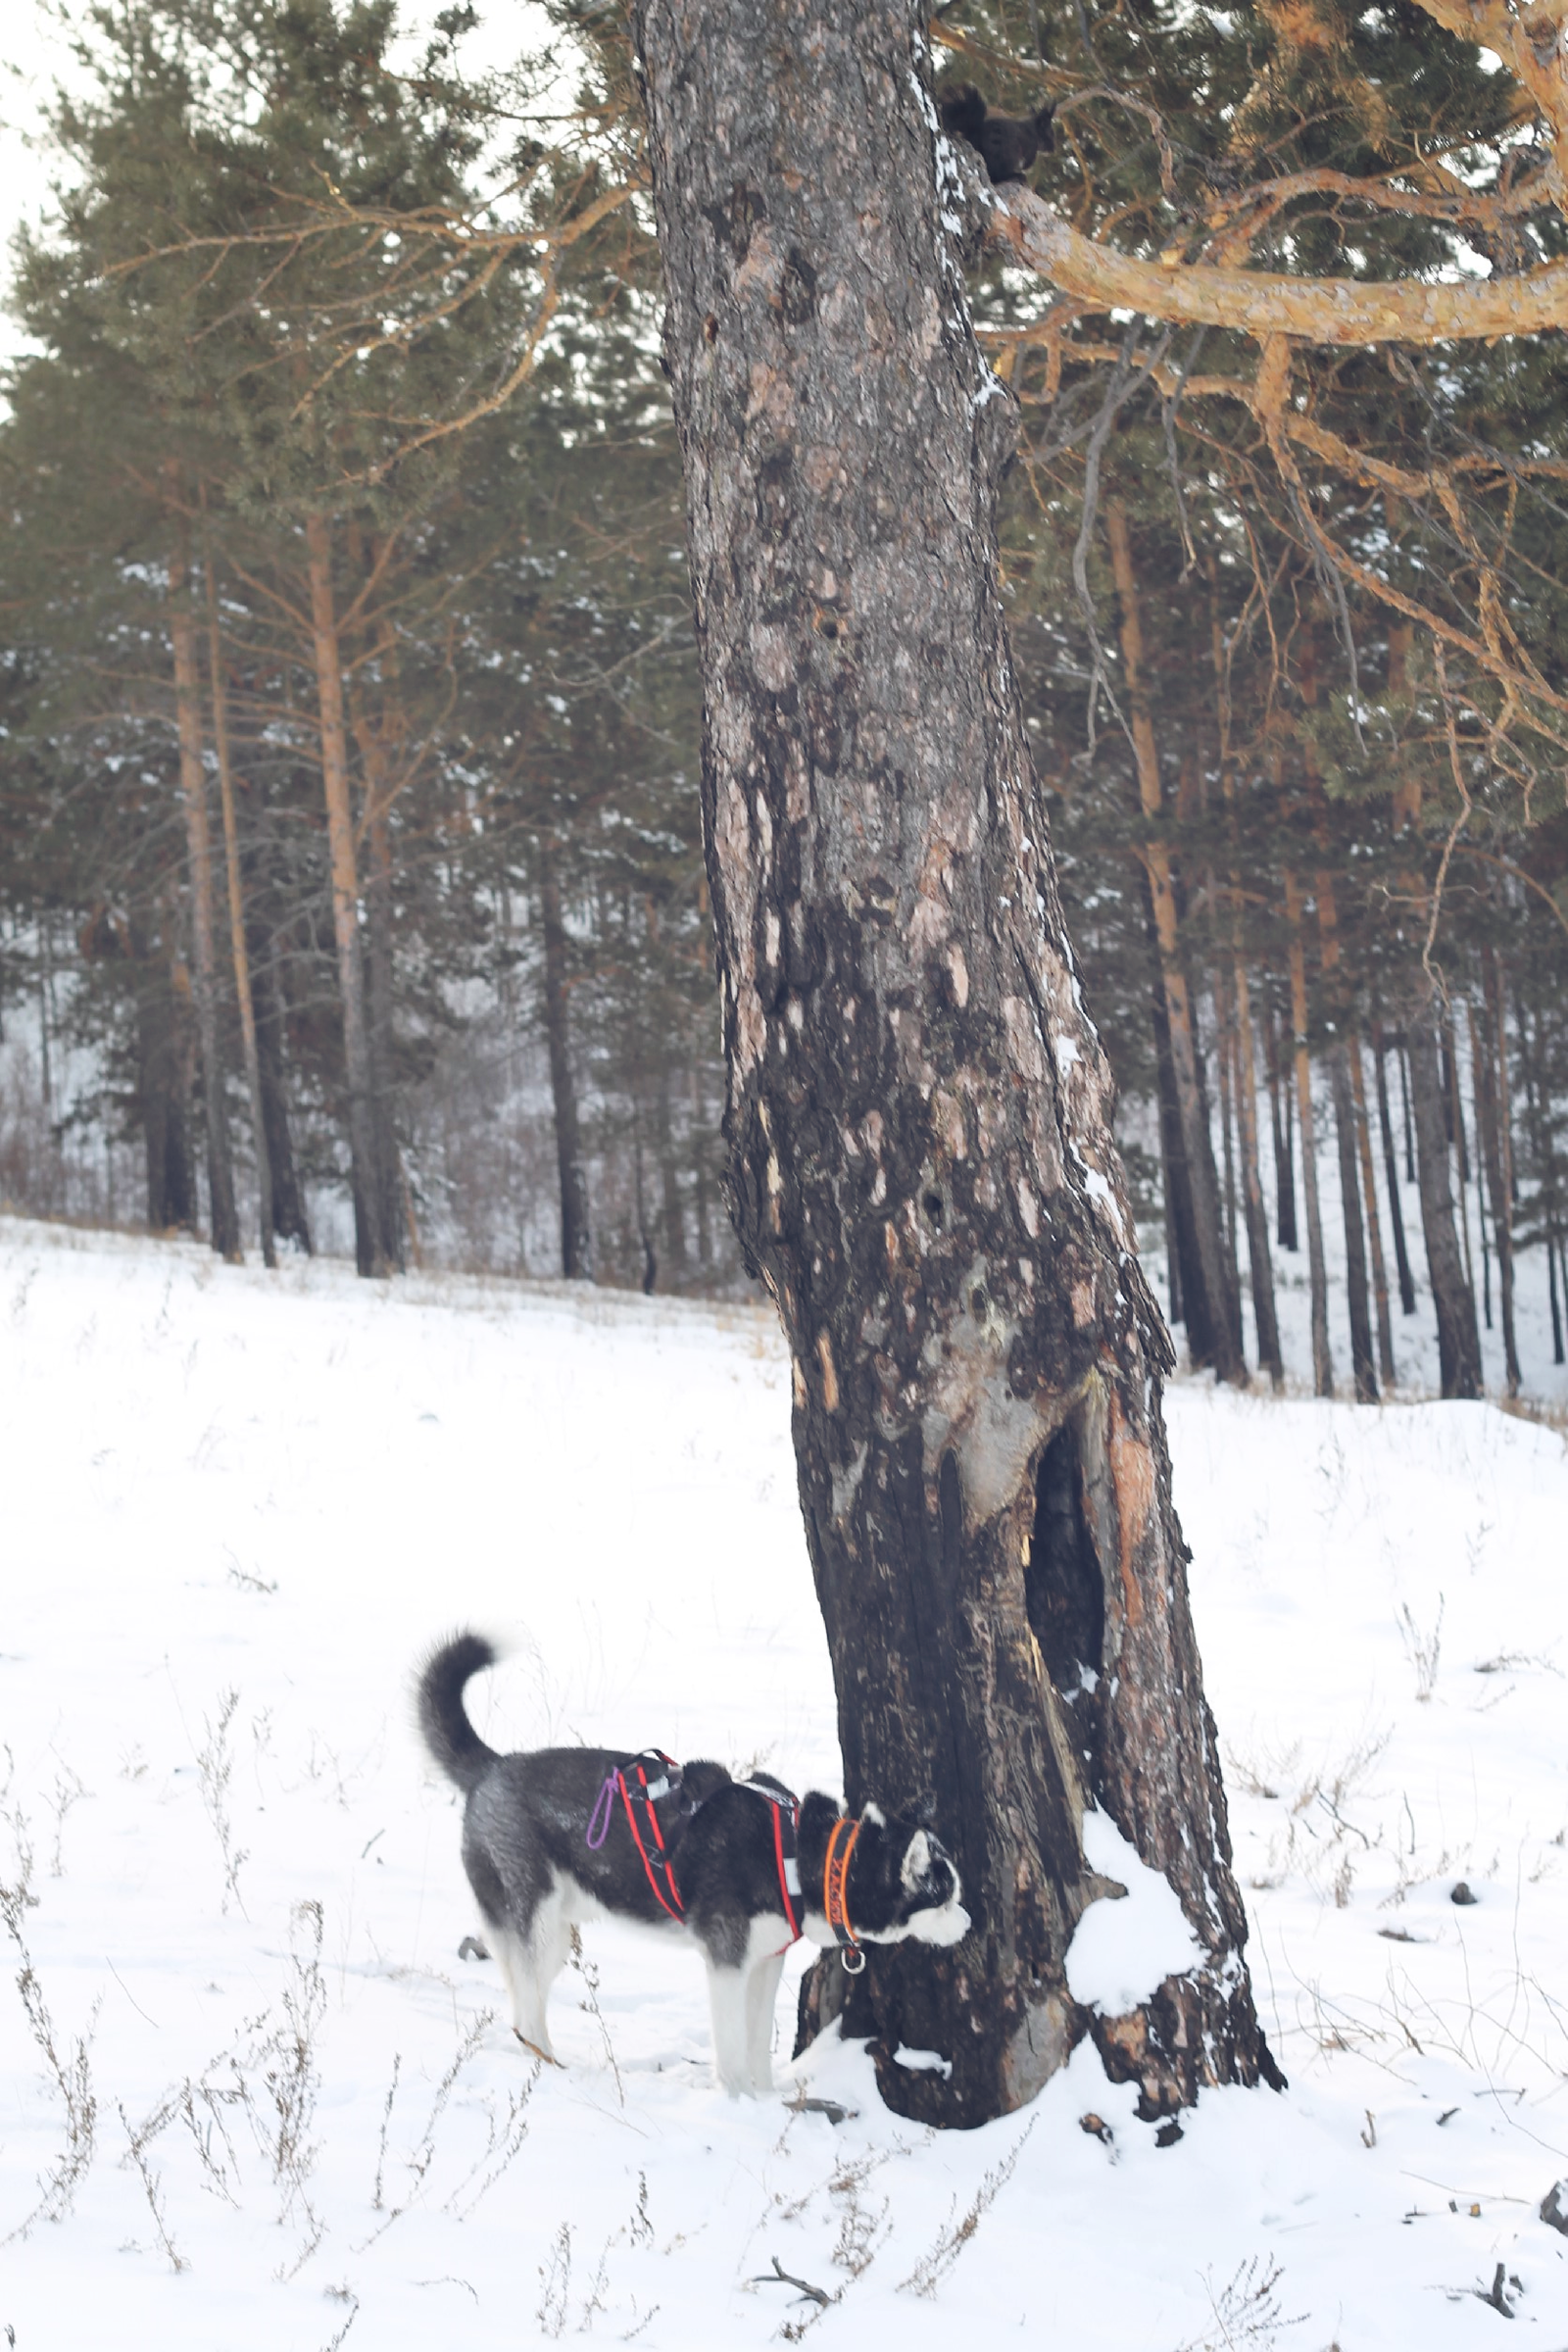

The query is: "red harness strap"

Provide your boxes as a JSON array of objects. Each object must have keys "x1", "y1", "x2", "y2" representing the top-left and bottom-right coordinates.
[
  {"x1": 617, "y1": 1758, "x2": 685, "y2": 1922},
  {"x1": 771, "y1": 1802, "x2": 802, "y2": 1945}
]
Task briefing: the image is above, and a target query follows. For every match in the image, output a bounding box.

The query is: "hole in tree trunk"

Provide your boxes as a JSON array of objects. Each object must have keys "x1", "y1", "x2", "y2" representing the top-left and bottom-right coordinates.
[{"x1": 1026, "y1": 1422, "x2": 1104, "y2": 1694}]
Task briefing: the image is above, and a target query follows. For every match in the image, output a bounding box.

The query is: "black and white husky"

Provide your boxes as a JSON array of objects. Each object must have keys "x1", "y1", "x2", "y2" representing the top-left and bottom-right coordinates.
[{"x1": 416, "y1": 1633, "x2": 970, "y2": 2096}]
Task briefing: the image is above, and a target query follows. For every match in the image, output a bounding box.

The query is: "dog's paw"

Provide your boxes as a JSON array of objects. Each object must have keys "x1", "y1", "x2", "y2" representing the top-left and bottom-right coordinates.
[{"x1": 458, "y1": 1933, "x2": 490, "y2": 1962}]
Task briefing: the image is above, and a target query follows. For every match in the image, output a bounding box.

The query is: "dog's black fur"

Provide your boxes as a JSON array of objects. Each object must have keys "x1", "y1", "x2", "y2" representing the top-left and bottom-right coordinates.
[
  {"x1": 939, "y1": 82, "x2": 1055, "y2": 184},
  {"x1": 417, "y1": 1633, "x2": 969, "y2": 2095}
]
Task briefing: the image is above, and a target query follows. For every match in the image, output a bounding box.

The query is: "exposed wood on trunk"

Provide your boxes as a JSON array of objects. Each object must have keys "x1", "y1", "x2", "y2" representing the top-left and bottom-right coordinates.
[
  {"x1": 1283, "y1": 871, "x2": 1333, "y2": 1396},
  {"x1": 634, "y1": 0, "x2": 1275, "y2": 2127},
  {"x1": 305, "y1": 508, "x2": 391, "y2": 1278},
  {"x1": 539, "y1": 835, "x2": 591, "y2": 1280},
  {"x1": 167, "y1": 484, "x2": 240, "y2": 1262},
  {"x1": 202, "y1": 533, "x2": 275, "y2": 1269},
  {"x1": 1107, "y1": 504, "x2": 1242, "y2": 1383}
]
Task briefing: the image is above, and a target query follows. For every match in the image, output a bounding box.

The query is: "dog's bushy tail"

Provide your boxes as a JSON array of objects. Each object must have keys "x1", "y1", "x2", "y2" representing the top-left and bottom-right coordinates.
[{"x1": 416, "y1": 1631, "x2": 501, "y2": 1794}]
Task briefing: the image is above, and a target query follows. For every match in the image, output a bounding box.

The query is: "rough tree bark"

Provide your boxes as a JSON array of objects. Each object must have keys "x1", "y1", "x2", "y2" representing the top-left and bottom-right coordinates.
[{"x1": 633, "y1": 0, "x2": 1278, "y2": 2128}]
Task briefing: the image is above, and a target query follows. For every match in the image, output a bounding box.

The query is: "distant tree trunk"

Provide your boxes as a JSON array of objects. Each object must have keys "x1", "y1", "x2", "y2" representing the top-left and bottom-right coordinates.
[
  {"x1": 1371, "y1": 1018, "x2": 1417, "y2": 1314},
  {"x1": 538, "y1": 836, "x2": 591, "y2": 1280},
  {"x1": 1148, "y1": 911, "x2": 1200, "y2": 1341},
  {"x1": 1107, "y1": 506, "x2": 1242, "y2": 1383},
  {"x1": 1232, "y1": 958, "x2": 1282, "y2": 1387},
  {"x1": 1265, "y1": 999, "x2": 1298, "y2": 1250},
  {"x1": 350, "y1": 625, "x2": 409, "y2": 1273},
  {"x1": 1348, "y1": 1043, "x2": 1396, "y2": 1387},
  {"x1": 202, "y1": 534, "x2": 275, "y2": 1269},
  {"x1": 1329, "y1": 1051, "x2": 1377, "y2": 1401},
  {"x1": 1406, "y1": 1004, "x2": 1483, "y2": 1398},
  {"x1": 305, "y1": 508, "x2": 391, "y2": 1277},
  {"x1": 655, "y1": 1068, "x2": 690, "y2": 1288},
  {"x1": 167, "y1": 489, "x2": 240, "y2": 1261},
  {"x1": 1477, "y1": 960, "x2": 1519, "y2": 1396},
  {"x1": 635, "y1": 0, "x2": 1277, "y2": 2128},
  {"x1": 1284, "y1": 872, "x2": 1333, "y2": 1396},
  {"x1": 364, "y1": 761, "x2": 407, "y2": 1273},
  {"x1": 133, "y1": 932, "x2": 194, "y2": 1232},
  {"x1": 1515, "y1": 980, "x2": 1563, "y2": 1366},
  {"x1": 247, "y1": 923, "x2": 313, "y2": 1253},
  {"x1": 1307, "y1": 852, "x2": 1375, "y2": 1401}
]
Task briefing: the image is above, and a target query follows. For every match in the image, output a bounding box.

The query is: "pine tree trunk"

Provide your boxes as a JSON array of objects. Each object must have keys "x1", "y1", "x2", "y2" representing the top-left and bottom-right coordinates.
[
  {"x1": 168, "y1": 494, "x2": 240, "y2": 1261},
  {"x1": 539, "y1": 836, "x2": 591, "y2": 1280},
  {"x1": 1107, "y1": 506, "x2": 1243, "y2": 1383},
  {"x1": 1371, "y1": 1019, "x2": 1417, "y2": 1314},
  {"x1": 202, "y1": 537, "x2": 275, "y2": 1268},
  {"x1": 633, "y1": 0, "x2": 1277, "y2": 2127},
  {"x1": 1284, "y1": 873, "x2": 1333, "y2": 1396},
  {"x1": 305, "y1": 509, "x2": 389, "y2": 1277},
  {"x1": 1406, "y1": 1004, "x2": 1483, "y2": 1398},
  {"x1": 1348, "y1": 1042, "x2": 1396, "y2": 1386}
]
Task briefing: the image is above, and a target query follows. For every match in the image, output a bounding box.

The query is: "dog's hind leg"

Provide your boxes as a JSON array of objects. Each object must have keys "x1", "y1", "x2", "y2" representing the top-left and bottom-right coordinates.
[
  {"x1": 705, "y1": 1958, "x2": 753, "y2": 2096},
  {"x1": 488, "y1": 1886, "x2": 571, "y2": 2066},
  {"x1": 743, "y1": 1944, "x2": 788, "y2": 2096}
]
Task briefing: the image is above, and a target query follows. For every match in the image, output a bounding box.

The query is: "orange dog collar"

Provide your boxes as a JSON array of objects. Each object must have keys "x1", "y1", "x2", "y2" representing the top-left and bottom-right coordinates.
[{"x1": 822, "y1": 1815, "x2": 865, "y2": 1974}]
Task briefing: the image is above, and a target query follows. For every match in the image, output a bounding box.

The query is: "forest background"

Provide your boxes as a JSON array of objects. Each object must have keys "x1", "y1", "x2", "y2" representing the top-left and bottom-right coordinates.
[{"x1": 2, "y1": 0, "x2": 1565, "y2": 1403}]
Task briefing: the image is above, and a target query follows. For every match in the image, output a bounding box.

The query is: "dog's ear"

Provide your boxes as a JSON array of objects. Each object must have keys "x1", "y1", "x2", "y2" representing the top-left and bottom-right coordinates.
[
  {"x1": 858, "y1": 1799, "x2": 886, "y2": 1831},
  {"x1": 901, "y1": 1828, "x2": 933, "y2": 1892}
]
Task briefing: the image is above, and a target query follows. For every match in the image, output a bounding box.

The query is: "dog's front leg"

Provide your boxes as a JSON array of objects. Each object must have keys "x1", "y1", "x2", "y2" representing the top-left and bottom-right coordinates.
[{"x1": 704, "y1": 1960, "x2": 754, "y2": 2096}]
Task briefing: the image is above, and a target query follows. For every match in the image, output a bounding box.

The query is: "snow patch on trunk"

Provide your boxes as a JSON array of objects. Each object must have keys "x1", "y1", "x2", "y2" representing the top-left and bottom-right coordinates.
[{"x1": 1064, "y1": 1809, "x2": 1204, "y2": 2015}]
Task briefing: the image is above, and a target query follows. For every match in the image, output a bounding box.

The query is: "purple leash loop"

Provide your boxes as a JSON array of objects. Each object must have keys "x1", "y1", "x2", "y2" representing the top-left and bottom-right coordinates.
[{"x1": 585, "y1": 1770, "x2": 618, "y2": 1851}]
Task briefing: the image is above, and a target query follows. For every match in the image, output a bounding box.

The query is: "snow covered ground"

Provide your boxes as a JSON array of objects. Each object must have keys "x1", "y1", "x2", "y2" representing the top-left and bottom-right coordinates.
[{"x1": 4, "y1": 1214, "x2": 1568, "y2": 2351}]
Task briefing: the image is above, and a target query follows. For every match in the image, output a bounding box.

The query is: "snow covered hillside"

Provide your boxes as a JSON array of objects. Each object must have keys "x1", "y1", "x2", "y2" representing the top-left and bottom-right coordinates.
[{"x1": 4, "y1": 1215, "x2": 1567, "y2": 2350}]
